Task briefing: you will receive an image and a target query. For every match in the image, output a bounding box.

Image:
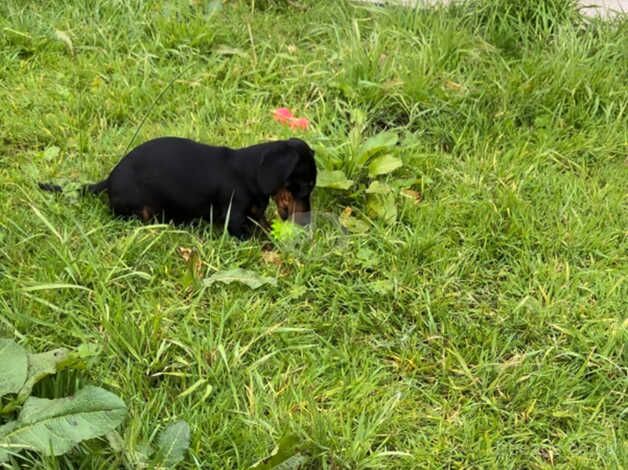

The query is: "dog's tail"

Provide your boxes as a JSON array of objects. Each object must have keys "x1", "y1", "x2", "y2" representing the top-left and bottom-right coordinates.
[
  {"x1": 81, "y1": 180, "x2": 109, "y2": 195},
  {"x1": 38, "y1": 182, "x2": 64, "y2": 192},
  {"x1": 38, "y1": 179, "x2": 109, "y2": 195}
]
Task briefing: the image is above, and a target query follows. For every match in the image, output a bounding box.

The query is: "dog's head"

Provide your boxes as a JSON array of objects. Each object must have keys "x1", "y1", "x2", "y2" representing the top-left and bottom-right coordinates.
[{"x1": 257, "y1": 138, "x2": 317, "y2": 225}]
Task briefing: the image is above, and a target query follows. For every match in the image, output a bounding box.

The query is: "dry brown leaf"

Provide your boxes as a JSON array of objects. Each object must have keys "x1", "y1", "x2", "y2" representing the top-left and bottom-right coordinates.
[
  {"x1": 444, "y1": 79, "x2": 463, "y2": 91},
  {"x1": 262, "y1": 250, "x2": 282, "y2": 267},
  {"x1": 400, "y1": 189, "x2": 422, "y2": 204},
  {"x1": 54, "y1": 29, "x2": 73, "y2": 55},
  {"x1": 177, "y1": 247, "x2": 193, "y2": 262},
  {"x1": 177, "y1": 246, "x2": 202, "y2": 278}
]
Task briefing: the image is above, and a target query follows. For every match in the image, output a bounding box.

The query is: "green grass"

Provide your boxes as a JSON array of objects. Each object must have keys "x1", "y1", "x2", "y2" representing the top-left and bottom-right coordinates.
[{"x1": 1, "y1": 0, "x2": 626, "y2": 467}]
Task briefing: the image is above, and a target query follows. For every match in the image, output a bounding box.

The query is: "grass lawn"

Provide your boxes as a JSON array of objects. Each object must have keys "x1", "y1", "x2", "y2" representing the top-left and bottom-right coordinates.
[{"x1": 0, "y1": 0, "x2": 626, "y2": 468}]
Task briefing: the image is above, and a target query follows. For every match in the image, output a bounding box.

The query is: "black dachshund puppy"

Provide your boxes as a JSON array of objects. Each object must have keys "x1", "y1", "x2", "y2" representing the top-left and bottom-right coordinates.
[{"x1": 39, "y1": 137, "x2": 317, "y2": 239}]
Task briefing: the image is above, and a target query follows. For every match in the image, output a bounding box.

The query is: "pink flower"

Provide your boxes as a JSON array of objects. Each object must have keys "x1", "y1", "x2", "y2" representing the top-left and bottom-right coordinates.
[
  {"x1": 273, "y1": 107, "x2": 310, "y2": 131},
  {"x1": 273, "y1": 107, "x2": 293, "y2": 124},
  {"x1": 288, "y1": 117, "x2": 309, "y2": 130}
]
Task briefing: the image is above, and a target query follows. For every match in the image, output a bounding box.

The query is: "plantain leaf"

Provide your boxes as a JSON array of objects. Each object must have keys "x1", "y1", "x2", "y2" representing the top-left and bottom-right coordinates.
[
  {"x1": 0, "y1": 339, "x2": 28, "y2": 398},
  {"x1": 367, "y1": 154, "x2": 403, "y2": 178},
  {"x1": 273, "y1": 453, "x2": 308, "y2": 470},
  {"x1": 154, "y1": 420, "x2": 190, "y2": 467},
  {"x1": 357, "y1": 132, "x2": 398, "y2": 163},
  {"x1": 316, "y1": 170, "x2": 354, "y2": 190},
  {"x1": 0, "y1": 386, "x2": 126, "y2": 462},
  {"x1": 367, "y1": 193, "x2": 397, "y2": 224},
  {"x1": 251, "y1": 434, "x2": 307, "y2": 469},
  {"x1": 365, "y1": 181, "x2": 392, "y2": 194},
  {"x1": 42, "y1": 146, "x2": 60, "y2": 161},
  {"x1": 16, "y1": 348, "x2": 70, "y2": 403}
]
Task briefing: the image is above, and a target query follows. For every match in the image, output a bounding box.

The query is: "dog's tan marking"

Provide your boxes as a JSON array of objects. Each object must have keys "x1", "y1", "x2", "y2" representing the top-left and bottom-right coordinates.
[
  {"x1": 140, "y1": 206, "x2": 153, "y2": 222},
  {"x1": 273, "y1": 188, "x2": 306, "y2": 219}
]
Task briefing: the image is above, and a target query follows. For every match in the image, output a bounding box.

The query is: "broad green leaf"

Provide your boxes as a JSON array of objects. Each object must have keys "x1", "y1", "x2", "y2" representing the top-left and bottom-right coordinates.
[
  {"x1": 350, "y1": 108, "x2": 367, "y2": 127},
  {"x1": 204, "y1": 268, "x2": 277, "y2": 289},
  {"x1": 273, "y1": 453, "x2": 308, "y2": 470},
  {"x1": 271, "y1": 220, "x2": 305, "y2": 242},
  {"x1": 368, "y1": 280, "x2": 395, "y2": 295},
  {"x1": 390, "y1": 177, "x2": 420, "y2": 189},
  {"x1": 111, "y1": 431, "x2": 154, "y2": 469},
  {"x1": 154, "y1": 420, "x2": 190, "y2": 467},
  {"x1": 27, "y1": 343, "x2": 101, "y2": 378},
  {"x1": 367, "y1": 154, "x2": 403, "y2": 178},
  {"x1": 0, "y1": 386, "x2": 126, "y2": 461},
  {"x1": 365, "y1": 181, "x2": 392, "y2": 194},
  {"x1": 75, "y1": 343, "x2": 101, "y2": 359},
  {"x1": 251, "y1": 434, "x2": 306, "y2": 469},
  {"x1": 0, "y1": 339, "x2": 28, "y2": 398},
  {"x1": 0, "y1": 422, "x2": 17, "y2": 462},
  {"x1": 367, "y1": 193, "x2": 397, "y2": 224},
  {"x1": 65, "y1": 343, "x2": 101, "y2": 367},
  {"x1": 42, "y1": 146, "x2": 60, "y2": 161},
  {"x1": 356, "y1": 248, "x2": 378, "y2": 268},
  {"x1": 16, "y1": 348, "x2": 70, "y2": 403},
  {"x1": 106, "y1": 430, "x2": 124, "y2": 453},
  {"x1": 357, "y1": 132, "x2": 398, "y2": 163},
  {"x1": 316, "y1": 170, "x2": 354, "y2": 190}
]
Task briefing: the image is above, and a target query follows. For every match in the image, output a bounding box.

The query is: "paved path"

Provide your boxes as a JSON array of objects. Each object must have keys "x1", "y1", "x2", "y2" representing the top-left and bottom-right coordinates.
[
  {"x1": 357, "y1": 0, "x2": 628, "y2": 18},
  {"x1": 579, "y1": 0, "x2": 627, "y2": 17}
]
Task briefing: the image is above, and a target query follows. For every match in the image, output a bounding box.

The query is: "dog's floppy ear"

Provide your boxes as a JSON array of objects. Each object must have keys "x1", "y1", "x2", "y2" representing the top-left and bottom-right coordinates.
[{"x1": 257, "y1": 144, "x2": 299, "y2": 195}]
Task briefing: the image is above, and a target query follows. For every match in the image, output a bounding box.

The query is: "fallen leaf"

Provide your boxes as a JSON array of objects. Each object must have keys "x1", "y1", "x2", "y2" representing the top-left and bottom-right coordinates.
[
  {"x1": 400, "y1": 188, "x2": 422, "y2": 204},
  {"x1": 177, "y1": 247, "x2": 202, "y2": 287},
  {"x1": 54, "y1": 30, "x2": 73, "y2": 55},
  {"x1": 339, "y1": 207, "x2": 369, "y2": 233},
  {"x1": 204, "y1": 268, "x2": 277, "y2": 289},
  {"x1": 444, "y1": 79, "x2": 463, "y2": 91},
  {"x1": 214, "y1": 45, "x2": 248, "y2": 58},
  {"x1": 177, "y1": 247, "x2": 193, "y2": 262},
  {"x1": 262, "y1": 251, "x2": 282, "y2": 267}
]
